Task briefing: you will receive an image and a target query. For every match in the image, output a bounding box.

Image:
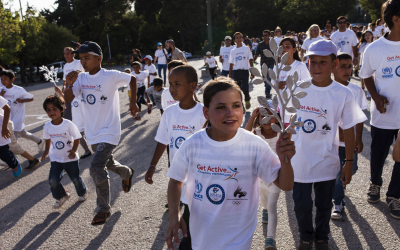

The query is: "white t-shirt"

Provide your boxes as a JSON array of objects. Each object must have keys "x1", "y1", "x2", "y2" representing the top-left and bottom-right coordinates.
[
  {"x1": 330, "y1": 29, "x2": 358, "y2": 58},
  {"x1": 291, "y1": 80, "x2": 367, "y2": 183},
  {"x1": 63, "y1": 60, "x2": 84, "y2": 81},
  {"x1": 371, "y1": 30, "x2": 382, "y2": 40},
  {"x1": 71, "y1": 94, "x2": 85, "y2": 132},
  {"x1": 272, "y1": 60, "x2": 311, "y2": 123},
  {"x1": 166, "y1": 128, "x2": 281, "y2": 250},
  {"x1": 205, "y1": 57, "x2": 217, "y2": 68},
  {"x1": 359, "y1": 35, "x2": 400, "y2": 129},
  {"x1": 229, "y1": 46, "x2": 253, "y2": 70},
  {"x1": 144, "y1": 64, "x2": 157, "y2": 84},
  {"x1": 0, "y1": 85, "x2": 34, "y2": 132},
  {"x1": 72, "y1": 69, "x2": 131, "y2": 145},
  {"x1": 274, "y1": 36, "x2": 284, "y2": 46},
  {"x1": 376, "y1": 25, "x2": 385, "y2": 36},
  {"x1": 219, "y1": 46, "x2": 234, "y2": 71},
  {"x1": 155, "y1": 49, "x2": 168, "y2": 64},
  {"x1": 130, "y1": 71, "x2": 149, "y2": 89},
  {"x1": 0, "y1": 96, "x2": 11, "y2": 146},
  {"x1": 43, "y1": 119, "x2": 82, "y2": 163},
  {"x1": 145, "y1": 86, "x2": 164, "y2": 109},
  {"x1": 161, "y1": 88, "x2": 178, "y2": 110},
  {"x1": 337, "y1": 82, "x2": 368, "y2": 147},
  {"x1": 301, "y1": 36, "x2": 324, "y2": 61},
  {"x1": 155, "y1": 102, "x2": 206, "y2": 204},
  {"x1": 358, "y1": 42, "x2": 371, "y2": 65},
  {"x1": 252, "y1": 42, "x2": 258, "y2": 50}
]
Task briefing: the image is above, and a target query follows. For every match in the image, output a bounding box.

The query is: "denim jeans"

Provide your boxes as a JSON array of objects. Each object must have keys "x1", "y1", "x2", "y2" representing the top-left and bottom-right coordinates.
[
  {"x1": 90, "y1": 143, "x2": 132, "y2": 213},
  {"x1": 333, "y1": 146, "x2": 359, "y2": 205},
  {"x1": 293, "y1": 180, "x2": 335, "y2": 241},
  {"x1": 263, "y1": 64, "x2": 274, "y2": 96},
  {"x1": 158, "y1": 64, "x2": 167, "y2": 84},
  {"x1": 0, "y1": 144, "x2": 19, "y2": 169},
  {"x1": 232, "y1": 70, "x2": 250, "y2": 101},
  {"x1": 49, "y1": 160, "x2": 86, "y2": 200},
  {"x1": 370, "y1": 126, "x2": 400, "y2": 198},
  {"x1": 221, "y1": 70, "x2": 229, "y2": 77}
]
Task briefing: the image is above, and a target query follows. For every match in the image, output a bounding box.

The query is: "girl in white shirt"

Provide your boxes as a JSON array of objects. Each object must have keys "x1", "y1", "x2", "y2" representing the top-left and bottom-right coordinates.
[
  {"x1": 245, "y1": 103, "x2": 282, "y2": 250},
  {"x1": 274, "y1": 26, "x2": 284, "y2": 45},
  {"x1": 166, "y1": 77, "x2": 296, "y2": 250},
  {"x1": 357, "y1": 30, "x2": 374, "y2": 95}
]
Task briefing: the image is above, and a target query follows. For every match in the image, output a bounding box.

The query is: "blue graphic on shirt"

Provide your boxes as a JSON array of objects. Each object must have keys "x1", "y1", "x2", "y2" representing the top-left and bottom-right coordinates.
[
  {"x1": 55, "y1": 141, "x2": 65, "y2": 150},
  {"x1": 206, "y1": 184, "x2": 225, "y2": 205},
  {"x1": 194, "y1": 180, "x2": 203, "y2": 201},
  {"x1": 175, "y1": 137, "x2": 185, "y2": 149},
  {"x1": 302, "y1": 119, "x2": 316, "y2": 133},
  {"x1": 87, "y1": 94, "x2": 96, "y2": 105}
]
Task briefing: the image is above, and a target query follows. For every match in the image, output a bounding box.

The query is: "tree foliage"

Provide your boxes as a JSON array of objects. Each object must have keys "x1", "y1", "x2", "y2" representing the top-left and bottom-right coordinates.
[
  {"x1": 0, "y1": 7, "x2": 23, "y2": 64},
  {"x1": 359, "y1": 0, "x2": 385, "y2": 21}
]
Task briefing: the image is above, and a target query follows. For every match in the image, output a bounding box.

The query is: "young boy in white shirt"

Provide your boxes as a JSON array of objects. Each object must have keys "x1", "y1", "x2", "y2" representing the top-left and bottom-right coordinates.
[
  {"x1": 64, "y1": 41, "x2": 138, "y2": 225},
  {"x1": 359, "y1": 0, "x2": 400, "y2": 220},
  {"x1": 145, "y1": 77, "x2": 164, "y2": 114},
  {"x1": 145, "y1": 65, "x2": 206, "y2": 249},
  {"x1": 331, "y1": 53, "x2": 368, "y2": 220},
  {"x1": 131, "y1": 61, "x2": 150, "y2": 120},
  {"x1": 292, "y1": 40, "x2": 366, "y2": 249},
  {"x1": 0, "y1": 71, "x2": 45, "y2": 154},
  {"x1": 144, "y1": 55, "x2": 157, "y2": 86},
  {"x1": 205, "y1": 51, "x2": 218, "y2": 80},
  {"x1": 219, "y1": 36, "x2": 233, "y2": 77},
  {"x1": 229, "y1": 32, "x2": 254, "y2": 110}
]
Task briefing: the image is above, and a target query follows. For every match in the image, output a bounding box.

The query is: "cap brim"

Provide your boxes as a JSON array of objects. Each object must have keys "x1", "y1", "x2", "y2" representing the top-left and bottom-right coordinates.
[
  {"x1": 304, "y1": 51, "x2": 335, "y2": 57},
  {"x1": 71, "y1": 47, "x2": 90, "y2": 54}
]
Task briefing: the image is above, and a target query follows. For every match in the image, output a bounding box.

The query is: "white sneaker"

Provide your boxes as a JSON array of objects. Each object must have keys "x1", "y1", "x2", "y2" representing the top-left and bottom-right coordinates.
[
  {"x1": 53, "y1": 192, "x2": 70, "y2": 209},
  {"x1": 331, "y1": 204, "x2": 344, "y2": 220},
  {"x1": 78, "y1": 191, "x2": 88, "y2": 202},
  {"x1": 37, "y1": 139, "x2": 45, "y2": 153}
]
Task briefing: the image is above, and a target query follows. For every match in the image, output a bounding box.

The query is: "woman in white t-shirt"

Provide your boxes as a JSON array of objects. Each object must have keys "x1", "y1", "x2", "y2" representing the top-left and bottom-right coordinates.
[
  {"x1": 301, "y1": 24, "x2": 323, "y2": 63},
  {"x1": 165, "y1": 78, "x2": 296, "y2": 250},
  {"x1": 251, "y1": 38, "x2": 258, "y2": 56},
  {"x1": 154, "y1": 42, "x2": 169, "y2": 85},
  {"x1": 358, "y1": 30, "x2": 374, "y2": 93},
  {"x1": 274, "y1": 26, "x2": 284, "y2": 45}
]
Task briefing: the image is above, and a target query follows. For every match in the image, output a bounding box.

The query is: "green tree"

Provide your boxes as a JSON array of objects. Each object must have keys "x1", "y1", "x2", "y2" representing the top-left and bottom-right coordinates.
[
  {"x1": 41, "y1": 0, "x2": 79, "y2": 33},
  {"x1": 359, "y1": 0, "x2": 385, "y2": 21},
  {"x1": 0, "y1": 6, "x2": 23, "y2": 65}
]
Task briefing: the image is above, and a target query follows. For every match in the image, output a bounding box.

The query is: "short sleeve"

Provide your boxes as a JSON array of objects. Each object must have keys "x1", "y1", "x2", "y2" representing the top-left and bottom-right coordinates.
[
  {"x1": 248, "y1": 48, "x2": 254, "y2": 59},
  {"x1": 114, "y1": 70, "x2": 132, "y2": 88},
  {"x1": 351, "y1": 32, "x2": 358, "y2": 46},
  {"x1": 145, "y1": 86, "x2": 154, "y2": 94},
  {"x1": 301, "y1": 40, "x2": 307, "y2": 50},
  {"x1": 161, "y1": 89, "x2": 168, "y2": 110},
  {"x1": 356, "y1": 87, "x2": 369, "y2": 110},
  {"x1": 69, "y1": 122, "x2": 82, "y2": 140},
  {"x1": 20, "y1": 88, "x2": 33, "y2": 99},
  {"x1": 166, "y1": 142, "x2": 189, "y2": 182},
  {"x1": 72, "y1": 74, "x2": 83, "y2": 98},
  {"x1": 299, "y1": 63, "x2": 311, "y2": 81},
  {"x1": 43, "y1": 124, "x2": 50, "y2": 140},
  {"x1": 255, "y1": 145, "x2": 281, "y2": 184},
  {"x1": 154, "y1": 109, "x2": 170, "y2": 145},
  {"x1": 359, "y1": 46, "x2": 374, "y2": 79},
  {"x1": 0, "y1": 96, "x2": 7, "y2": 108},
  {"x1": 229, "y1": 50, "x2": 234, "y2": 64},
  {"x1": 341, "y1": 93, "x2": 367, "y2": 129}
]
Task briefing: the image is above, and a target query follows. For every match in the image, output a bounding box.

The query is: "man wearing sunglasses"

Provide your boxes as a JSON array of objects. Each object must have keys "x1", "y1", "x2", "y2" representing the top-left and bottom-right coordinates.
[
  {"x1": 254, "y1": 30, "x2": 275, "y2": 99},
  {"x1": 330, "y1": 16, "x2": 359, "y2": 66}
]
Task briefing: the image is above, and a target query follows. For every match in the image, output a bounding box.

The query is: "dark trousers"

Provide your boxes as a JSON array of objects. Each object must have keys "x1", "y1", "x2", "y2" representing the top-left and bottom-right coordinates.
[
  {"x1": 293, "y1": 180, "x2": 335, "y2": 241},
  {"x1": 232, "y1": 70, "x2": 250, "y2": 101},
  {"x1": 370, "y1": 125, "x2": 400, "y2": 198},
  {"x1": 64, "y1": 102, "x2": 72, "y2": 120},
  {"x1": 49, "y1": 161, "x2": 86, "y2": 200},
  {"x1": 136, "y1": 86, "x2": 147, "y2": 109},
  {"x1": 263, "y1": 64, "x2": 274, "y2": 96},
  {"x1": 179, "y1": 204, "x2": 192, "y2": 250},
  {"x1": 209, "y1": 67, "x2": 216, "y2": 80},
  {"x1": 0, "y1": 144, "x2": 19, "y2": 169}
]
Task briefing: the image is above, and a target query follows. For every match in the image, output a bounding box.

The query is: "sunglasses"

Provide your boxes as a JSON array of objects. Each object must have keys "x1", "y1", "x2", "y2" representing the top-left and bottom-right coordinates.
[
  {"x1": 263, "y1": 34, "x2": 270, "y2": 36},
  {"x1": 338, "y1": 21, "x2": 346, "y2": 24}
]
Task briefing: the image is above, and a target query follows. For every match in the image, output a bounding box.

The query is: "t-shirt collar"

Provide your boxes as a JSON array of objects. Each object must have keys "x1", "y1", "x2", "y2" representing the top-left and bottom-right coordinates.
[{"x1": 201, "y1": 127, "x2": 242, "y2": 147}]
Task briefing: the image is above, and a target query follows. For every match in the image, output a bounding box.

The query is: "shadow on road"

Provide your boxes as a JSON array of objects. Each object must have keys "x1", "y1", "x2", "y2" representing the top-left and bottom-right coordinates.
[{"x1": 150, "y1": 210, "x2": 169, "y2": 250}]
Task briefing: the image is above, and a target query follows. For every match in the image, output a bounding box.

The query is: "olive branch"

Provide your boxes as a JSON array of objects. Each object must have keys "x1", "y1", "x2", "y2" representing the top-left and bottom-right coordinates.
[{"x1": 39, "y1": 65, "x2": 60, "y2": 86}]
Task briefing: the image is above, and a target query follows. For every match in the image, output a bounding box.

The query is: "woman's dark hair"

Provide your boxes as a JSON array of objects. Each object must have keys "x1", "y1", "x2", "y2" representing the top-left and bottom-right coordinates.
[
  {"x1": 382, "y1": 0, "x2": 400, "y2": 30},
  {"x1": 279, "y1": 37, "x2": 301, "y2": 61},
  {"x1": 43, "y1": 95, "x2": 66, "y2": 117},
  {"x1": 357, "y1": 30, "x2": 374, "y2": 48},
  {"x1": 0, "y1": 70, "x2": 15, "y2": 79},
  {"x1": 202, "y1": 77, "x2": 243, "y2": 128}
]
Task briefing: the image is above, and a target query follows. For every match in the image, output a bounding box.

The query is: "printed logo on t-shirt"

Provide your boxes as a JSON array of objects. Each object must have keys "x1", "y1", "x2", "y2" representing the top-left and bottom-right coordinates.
[
  {"x1": 82, "y1": 84, "x2": 102, "y2": 92},
  {"x1": 7, "y1": 100, "x2": 11, "y2": 106},
  {"x1": 87, "y1": 94, "x2": 96, "y2": 105},
  {"x1": 81, "y1": 93, "x2": 86, "y2": 104},
  {"x1": 193, "y1": 179, "x2": 203, "y2": 202},
  {"x1": 396, "y1": 66, "x2": 400, "y2": 77},
  {"x1": 223, "y1": 166, "x2": 239, "y2": 182},
  {"x1": 172, "y1": 125, "x2": 196, "y2": 135},
  {"x1": 317, "y1": 122, "x2": 331, "y2": 135},
  {"x1": 387, "y1": 55, "x2": 400, "y2": 62},
  {"x1": 382, "y1": 67, "x2": 393, "y2": 78},
  {"x1": 175, "y1": 137, "x2": 185, "y2": 149},
  {"x1": 55, "y1": 141, "x2": 65, "y2": 150},
  {"x1": 296, "y1": 117, "x2": 302, "y2": 132},
  {"x1": 206, "y1": 184, "x2": 225, "y2": 205},
  {"x1": 49, "y1": 133, "x2": 68, "y2": 139},
  {"x1": 73, "y1": 101, "x2": 79, "y2": 107},
  {"x1": 170, "y1": 137, "x2": 174, "y2": 148},
  {"x1": 227, "y1": 186, "x2": 248, "y2": 206},
  {"x1": 302, "y1": 119, "x2": 316, "y2": 133},
  {"x1": 100, "y1": 95, "x2": 108, "y2": 104},
  {"x1": 300, "y1": 105, "x2": 328, "y2": 119},
  {"x1": 197, "y1": 164, "x2": 234, "y2": 178}
]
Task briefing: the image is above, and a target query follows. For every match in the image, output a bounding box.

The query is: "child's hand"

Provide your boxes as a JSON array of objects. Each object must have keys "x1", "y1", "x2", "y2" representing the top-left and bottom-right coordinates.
[
  {"x1": 0, "y1": 89, "x2": 5, "y2": 96},
  {"x1": 67, "y1": 149, "x2": 76, "y2": 159},
  {"x1": 121, "y1": 87, "x2": 125, "y2": 92},
  {"x1": 276, "y1": 132, "x2": 296, "y2": 162},
  {"x1": 166, "y1": 216, "x2": 187, "y2": 250},
  {"x1": 250, "y1": 73, "x2": 255, "y2": 79},
  {"x1": 341, "y1": 161, "x2": 353, "y2": 185},
  {"x1": 54, "y1": 86, "x2": 63, "y2": 95},
  {"x1": 15, "y1": 98, "x2": 23, "y2": 103},
  {"x1": 145, "y1": 166, "x2": 156, "y2": 184},
  {"x1": 1, "y1": 126, "x2": 11, "y2": 139},
  {"x1": 355, "y1": 139, "x2": 363, "y2": 153},
  {"x1": 250, "y1": 107, "x2": 260, "y2": 118},
  {"x1": 66, "y1": 71, "x2": 80, "y2": 86},
  {"x1": 278, "y1": 81, "x2": 286, "y2": 90},
  {"x1": 41, "y1": 151, "x2": 49, "y2": 161}
]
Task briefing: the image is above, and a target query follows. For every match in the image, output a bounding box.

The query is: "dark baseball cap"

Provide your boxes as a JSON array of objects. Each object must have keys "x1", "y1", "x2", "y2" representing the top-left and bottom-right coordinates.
[{"x1": 72, "y1": 41, "x2": 103, "y2": 56}]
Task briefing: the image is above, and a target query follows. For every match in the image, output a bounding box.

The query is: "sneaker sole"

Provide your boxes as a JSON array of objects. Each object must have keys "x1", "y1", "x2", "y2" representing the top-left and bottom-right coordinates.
[
  {"x1": 331, "y1": 215, "x2": 342, "y2": 220},
  {"x1": 25, "y1": 161, "x2": 40, "y2": 171},
  {"x1": 265, "y1": 247, "x2": 277, "y2": 250},
  {"x1": 367, "y1": 198, "x2": 380, "y2": 203},
  {"x1": 262, "y1": 221, "x2": 268, "y2": 224},
  {"x1": 389, "y1": 212, "x2": 400, "y2": 219}
]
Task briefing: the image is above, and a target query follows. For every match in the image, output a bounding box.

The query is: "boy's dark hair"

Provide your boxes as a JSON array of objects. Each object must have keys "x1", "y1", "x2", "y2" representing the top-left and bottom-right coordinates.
[
  {"x1": 170, "y1": 65, "x2": 198, "y2": 84},
  {"x1": 131, "y1": 61, "x2": 141, "y2": 67},
  {"x1": 263, "y1": 29, "x2": 270, "y2": 35},
  {"x1": 233, "y1": 32, "x2": 243, "y2": 40},
  {"x1": 376, "y1": 18, "x2": 382, "y2": 26},
  {"x1": 337, "y1": 16, "x2": 346, "y2": 23},
  {"x1": 153, "y1": 77, "x2": 163, "y2": 87},
  {"x1": 346, "y1": 22, "x2": 350, "y2": 26},
  {"x1": 337, "y1": 52, "x2": 352, "y2": 61},
  {"x1": 43, "y1": 95, "x2": 66, "y2": 117},
  {"x1": 356, "y1": 31, "x2": 362, "y2": 39},
  {"x1": 0, "y1": 70, "x2": 15, "y2": 80},
  {"x1": 382, "y1": 0, "x2": 400, "y2": 30},
  {"x1": 167, "y1": 60, "x2": 186, "y2": 71}
]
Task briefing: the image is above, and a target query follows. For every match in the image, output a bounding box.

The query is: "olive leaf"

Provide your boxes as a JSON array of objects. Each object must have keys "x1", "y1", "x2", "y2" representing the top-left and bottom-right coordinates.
[
  {"x1": 292, "y1": 96, "x2": 301, "y2": 109},
  {"x1": 259, "y1": 107, "x2": 270, "y2": 117},
  {"x1": 293, "y1": 71, "x2": 299, "y2": 83},
  {"x1": 268, "y1": 68, "x2": 277, "y2": 81},
  {"x1": 260, "y1": 116, "x2": 272, "y2": 124},
  {"x1": 299, "y1": 81, "x2": 312, "y2": 89},
  {"x1": 280, "y1": 52, "x2": 288, "y2": 65},
  {"x1": 252, "y1": 78, "x2": 264, "y2": 85},
  {"x1": 287, "y1": 127, "x2": 297, "y2": 134},
  {"x1": 286, "y1": 75, "x2": 293, "y2": 89},
  {"x1": 282, "y1": 90, "x2": 288, "y2": 102},
  {"x1": 262, "y1": 63, "x2": 269, "y2": 77},
  {"x1": 249, "y1": 67, "x2": 261, "y2": 77},
  {"x1": 257, "y1": 96, "x2": 270, "y2": 108},
  {"x1": 263, "y1": 49, "x2": 274, "y2": 58},
  {"x1": 282, "y1": 65, "x2": 291, "y2": 71},
  {"x1": 271, "y1": 123, "x2": 282, "y2": 133},
  {"x1": 295, "y1": 121, "x2": 305, "y2": 127},
  {"x1": 269, "y1": 38, "x2": 277, "y2": 54},
  {"x1": 272, "y1": 95, "x2": 279, "y2": 110},
  {"x1": 286, "y1": 106, "x2": 297, "y2": 113},
  {"x1": 295, "y1": 91, "x2": 307, "y2": 98}
]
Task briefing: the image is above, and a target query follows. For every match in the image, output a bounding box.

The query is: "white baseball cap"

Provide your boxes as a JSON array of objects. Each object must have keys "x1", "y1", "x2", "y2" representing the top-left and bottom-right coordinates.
[
  {"x1": 304, "y1": 40, "x2": 338, "y2": 57},
  {"x1": 144, "y1": 55, "x2": 153, "y2": 61},
  {"x1": 224, "y1": 36, "x2": 232, "y2": 40},
  {"x1": 206, "y1": 51, "x2": 211, "y2": 55}
]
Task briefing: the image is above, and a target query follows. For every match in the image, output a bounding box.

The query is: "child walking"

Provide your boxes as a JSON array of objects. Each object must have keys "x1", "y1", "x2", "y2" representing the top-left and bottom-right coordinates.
[
  {"x1": 165, "y1": 77, "x2": 295, "y2": 250},
  {"x1": 145, "y1": 77, "x2": 164, "y2": 114},
  {"x1": 292, "y1": 40, "x2": 366, "y2": 249},
  {"x1": 0, "y1": 95, "x2": 21, "y2": 177},
  {"x1": 144, "y1": 55, "x2": 157, "y2": 86},
  {"x1": 131, "y1": 61, "x2": 150, "y2": 120},
  {"x1": 41, "y1": 95, "x2": 88, "y2": 208},
  {"x1": 205, "y1": 52, "x2": 218, "y2": 80},
  {"x1": 245, "y1": 103, "x2": 282, "y2": 250}
]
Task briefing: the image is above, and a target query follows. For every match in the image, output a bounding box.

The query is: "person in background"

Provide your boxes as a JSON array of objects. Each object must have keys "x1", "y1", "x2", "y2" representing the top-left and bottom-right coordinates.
[
  {"x1": 154, "y1": 42, "x2": 169, "y2": 85},
  {"x1": 274, "y1": 26, "x2": 284, "y2": 45},
  {"x1": 254, "y1": 29, "x2": 275, "y2": 99},
  {"x1": 219, "y1": 36, "x2": 234, "y2": 77}
]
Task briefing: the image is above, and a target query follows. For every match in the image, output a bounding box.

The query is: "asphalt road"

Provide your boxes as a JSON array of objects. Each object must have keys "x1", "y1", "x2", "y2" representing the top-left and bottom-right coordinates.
[{"x1": 0, "y1": 58, "x2": 399, "y2": 250}]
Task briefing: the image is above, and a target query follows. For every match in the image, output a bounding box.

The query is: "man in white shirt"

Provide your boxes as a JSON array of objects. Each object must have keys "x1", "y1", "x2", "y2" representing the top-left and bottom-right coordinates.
[
  {"x1": 219, "y1": 36, "x2": 234, "y2": 77},
  {"x1": 330, "y1": 16, "x2": 359, "y2": 66},
  {"x1": 359, "y1": 0, "x2": 400, "y2": 219}
]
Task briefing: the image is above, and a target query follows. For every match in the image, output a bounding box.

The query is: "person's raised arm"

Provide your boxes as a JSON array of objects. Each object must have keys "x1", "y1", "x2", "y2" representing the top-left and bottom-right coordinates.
[
  {"x1": 341, "y1": 127, "x2": 355, "y2": 185},
  {"x1": 64, "y1": 71, "x2": 80, "y2": 103},
  {"x1": 245, "y1": 108, "x2": 259, "y2": 131},
  {"x1": 364, "y1": 76, "x2": 390, "y2": 114},
  {"x1": 129, "y1": 76, "x2": 139, "y2": 115}
]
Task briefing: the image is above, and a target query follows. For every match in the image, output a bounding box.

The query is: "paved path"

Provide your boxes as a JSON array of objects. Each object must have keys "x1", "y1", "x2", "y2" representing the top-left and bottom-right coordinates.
[{"x1": 0, "y1": 58, "x2": 399, "y2": 250}]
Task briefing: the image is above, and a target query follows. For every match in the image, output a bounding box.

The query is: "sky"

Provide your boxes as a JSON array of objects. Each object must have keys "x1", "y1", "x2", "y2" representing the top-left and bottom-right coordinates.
[{"x1": 7, "y1": 0, "x2": 56, "y2": 13}]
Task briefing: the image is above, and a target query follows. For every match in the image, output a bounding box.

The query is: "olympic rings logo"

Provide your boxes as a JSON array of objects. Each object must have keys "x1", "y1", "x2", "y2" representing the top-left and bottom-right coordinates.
[{"x1": 232, "y1": 201, "x2": 242, "y2": 206}]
